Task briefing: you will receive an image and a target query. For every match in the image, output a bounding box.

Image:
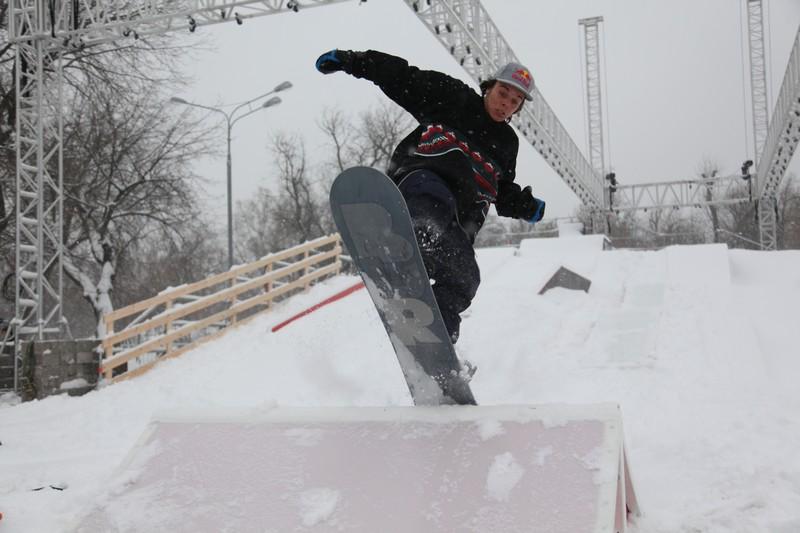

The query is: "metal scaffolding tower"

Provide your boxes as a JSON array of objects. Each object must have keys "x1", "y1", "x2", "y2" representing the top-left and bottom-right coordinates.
[
  {"x1": 9, "y1": 0, "x2": 67, "y2": 391},
  {"x1": 579, "y1": 16, "x2": 605, "y2": 177},
  {"x1": 747, "y1": 0, "x2": 770, "y2": 164},
  {"x1": 755, "y1": 24, "x2": 800, "y2": 250}
]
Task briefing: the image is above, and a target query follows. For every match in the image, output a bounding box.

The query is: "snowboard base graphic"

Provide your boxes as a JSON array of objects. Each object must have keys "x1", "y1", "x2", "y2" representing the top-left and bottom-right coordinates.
[{"x1": 330, "y1": 166, "x2": 476, "y2": 405}]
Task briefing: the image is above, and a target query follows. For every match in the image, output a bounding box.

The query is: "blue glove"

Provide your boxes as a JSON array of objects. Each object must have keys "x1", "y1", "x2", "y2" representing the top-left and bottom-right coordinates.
[
  {"x1": 496, "y1": 181, "x2": 545, "y2": 222},
  {"x1": 526, "y1": 189, "x2": 546, "y2": 223},
  {"x1": 315, "y1": 49, "x2": 352, "y2": 74}
]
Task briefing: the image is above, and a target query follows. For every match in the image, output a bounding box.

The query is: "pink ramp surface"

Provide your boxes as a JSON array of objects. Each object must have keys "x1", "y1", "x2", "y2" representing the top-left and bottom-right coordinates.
[{"x1": 74, "y1": 405, "x2": 638, "y2": 533}]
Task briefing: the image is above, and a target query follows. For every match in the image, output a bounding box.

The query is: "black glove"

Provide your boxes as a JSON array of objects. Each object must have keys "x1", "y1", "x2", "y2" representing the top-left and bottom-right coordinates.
[
  {"x1": 495, "y1": 180, "x2": 546, "y2": 223},
  {"x1": 315, "y1": 49, "x2": 354, "y2": 74},
  {"x1": 524, "y1": 188, "x2": 546, "y2": 222}
]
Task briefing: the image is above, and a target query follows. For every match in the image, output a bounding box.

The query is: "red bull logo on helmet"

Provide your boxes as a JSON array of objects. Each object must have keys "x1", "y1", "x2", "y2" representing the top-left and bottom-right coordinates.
[
  {"x1": 492, "y1": 62, "x2": 534, "y2": 100},
  {"x1": 512, "y1": 68, "x2": 532, "y2": 89}
]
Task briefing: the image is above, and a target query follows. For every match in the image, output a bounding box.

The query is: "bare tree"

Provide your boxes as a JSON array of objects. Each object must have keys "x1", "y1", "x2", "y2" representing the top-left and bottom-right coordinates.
[
  {"x1": 236, "y1": 103, "x2": 410, "y2": 260},
  {"x1": 710, "y1": 182, "x2": 760, "y2": 249},
  {"x1": 318, "y1": 101, "x2": 414, "y2": 175},
  {"x1": 781, "y1": 187, "x2": 800, "y2": 249},
  {"x1": 235, "y1": 187, "x2": 281, "y2": 260},
  {"x1": 269, "y1": 133, "x2": 331, "y2": 248},
  {"x1": 473, "y1": 214, "x2": 510, "y2": 248},
  {"x1": 698, "y1": 160, "x2": 722, "y2": 243},
  {"x1": 59, "y1": 80, "x2": 213, "y2": 337},
  {"x1": 235, "y1": 142, "x2": 324, "y2": 262},
  {"x1": 775, "y1": 173, "x2": 800, "y2": 249},
  {"x1": 117, "y1": 222, "x2": 226, "y2": 306},
  {"x1": 235, "y1": 132, "x2": 334, "y2": 262}
]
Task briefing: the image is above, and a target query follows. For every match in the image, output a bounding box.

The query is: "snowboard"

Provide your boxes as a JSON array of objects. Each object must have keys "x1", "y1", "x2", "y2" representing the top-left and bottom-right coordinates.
[{"x1": 330, "y1": 166, "x2": 477, "y2": 406}]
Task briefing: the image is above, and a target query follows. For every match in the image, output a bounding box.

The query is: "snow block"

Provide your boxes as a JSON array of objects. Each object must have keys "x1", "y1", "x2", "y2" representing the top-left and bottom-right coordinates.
[
  {"x1": 73, "y1": 405, "x2": 640, "y2": 533},
  {"x1": 518, "y1": 234, "x2": 609, "y2": 255},
  {"x1": 539, "y1": 266, "x2": 592, "y2": 295},
  {"x1": 665, "y1": 243, "x2": 730, "y2": 288}
]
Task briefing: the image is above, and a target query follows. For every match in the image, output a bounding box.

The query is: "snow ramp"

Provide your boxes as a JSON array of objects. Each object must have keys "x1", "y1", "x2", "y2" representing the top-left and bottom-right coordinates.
[
  {"x1": 73, "y1": 405, "x2": 639, "y2": 532},
  {"x1": 665, "y1": 243, "x2": 730, "y2": 288}
]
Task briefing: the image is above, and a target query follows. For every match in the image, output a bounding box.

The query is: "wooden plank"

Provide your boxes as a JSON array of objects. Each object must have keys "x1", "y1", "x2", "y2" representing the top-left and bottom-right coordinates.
[
  {"x1": 102, "y1": 264, "x2": 339, "y2": 375},
  {"x1": 103, "y1": 247, "x2": 340, "y2": 350},
  {"x1": 104, "y1": 234, "x2": 340, "y2": 325},
  {"x1": 111, "y1": 299, "x2": 281, "y2": 384}
]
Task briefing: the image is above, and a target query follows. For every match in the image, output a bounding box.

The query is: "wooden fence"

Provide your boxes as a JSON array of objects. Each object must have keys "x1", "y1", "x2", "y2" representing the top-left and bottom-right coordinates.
[{"x1": 100, "y1": 234, "x2": 343, "y2": 383}]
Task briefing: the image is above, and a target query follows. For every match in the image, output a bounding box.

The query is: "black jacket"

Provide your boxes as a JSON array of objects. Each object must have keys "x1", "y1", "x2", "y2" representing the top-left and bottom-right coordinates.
[{"x1": 342, "y1": 51, "x2": 520, "y2": 233}]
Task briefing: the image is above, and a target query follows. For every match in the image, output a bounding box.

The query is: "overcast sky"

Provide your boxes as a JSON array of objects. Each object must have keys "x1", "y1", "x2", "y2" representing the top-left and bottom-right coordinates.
[{"x1": 175, "y1": 0, "x2": 800, "y2": 221}]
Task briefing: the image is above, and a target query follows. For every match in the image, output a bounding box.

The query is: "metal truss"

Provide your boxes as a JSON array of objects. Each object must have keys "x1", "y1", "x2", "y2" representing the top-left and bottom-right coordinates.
[
  {"x1": 10, "y1": 0, "x2": 353, "y2": 50},
  {"x1": 405, "y1": 0, "x2": 605, "y2": 208},
  {"x1": 758, "y1": 196, "x2": 778, "y2": 250},
  {"x1": 579, "y1": 16, "x2": 605, "y2": 176},
  {"x1": 9, "y1": 10, "x2": 67, "y2": 391},
  {"x1": 12, "y1": 25, "x2": 66, "y2": 332},
  {"x1": 747, "y1": 0, "x2": 770, "y2": 163},
  {"x1": 609, "y1": 173, "x2": 752, "y2": 213},
  {"x1": 755, "y1": 25, "x2": 800, "y2": 249},
  {"x1": 5, "y1": 0, "x2": 353, "y2": 392}
]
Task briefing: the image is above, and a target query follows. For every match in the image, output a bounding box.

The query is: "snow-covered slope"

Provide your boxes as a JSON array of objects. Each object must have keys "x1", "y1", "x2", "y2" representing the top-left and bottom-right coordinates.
[{"x1": 1, "y1": 238, "x2": 799, "y2": 532}]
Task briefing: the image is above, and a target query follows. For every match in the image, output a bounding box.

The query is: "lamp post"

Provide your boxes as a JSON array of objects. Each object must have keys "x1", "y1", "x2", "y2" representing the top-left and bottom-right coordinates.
[{"x1": 170, "y1": 80, "x2": 292, "y2": 268}]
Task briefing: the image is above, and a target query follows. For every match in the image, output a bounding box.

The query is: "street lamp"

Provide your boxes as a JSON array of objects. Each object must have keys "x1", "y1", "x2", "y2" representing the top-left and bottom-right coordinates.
[{"x1": 170, "y1": 80, "x2": 292, "y2": 268}]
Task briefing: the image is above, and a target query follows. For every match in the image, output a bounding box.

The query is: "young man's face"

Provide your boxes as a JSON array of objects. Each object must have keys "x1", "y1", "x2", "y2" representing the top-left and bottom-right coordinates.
[{"x1": 484, "y1": 82, "x2": 526, "y2": 122}]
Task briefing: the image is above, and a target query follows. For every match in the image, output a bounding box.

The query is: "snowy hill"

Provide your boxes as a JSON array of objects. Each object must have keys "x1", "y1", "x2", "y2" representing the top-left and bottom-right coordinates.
[{"x1": 1, "y1": 237, "x2": 800, "y2": 532}]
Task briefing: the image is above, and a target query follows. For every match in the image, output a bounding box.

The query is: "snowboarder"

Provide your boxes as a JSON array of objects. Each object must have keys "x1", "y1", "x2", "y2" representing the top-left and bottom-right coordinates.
[{"x1": 316, "y1": 49, "x2": 545, "y2": 343}]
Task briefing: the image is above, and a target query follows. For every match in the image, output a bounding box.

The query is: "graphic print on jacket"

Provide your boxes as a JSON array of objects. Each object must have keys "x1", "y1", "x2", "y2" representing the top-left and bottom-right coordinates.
[{"x1": 415, "y1": 124, "x2": 501, "y2": 205}]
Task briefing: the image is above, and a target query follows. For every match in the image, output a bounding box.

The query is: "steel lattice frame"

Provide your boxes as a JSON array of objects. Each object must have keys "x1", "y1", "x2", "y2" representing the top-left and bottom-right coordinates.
[
  {"x1": 756, "y1": 25, "x2": 800, "y2": 250},
  {"x1": 14, "y1": 52, "x2": 64, "y2": 336},
  {"x1": 10, "y1": 0, "x2": 353, "y2": 48},
  {"x1": 10, "y1": 0, "x2": 67, "y2": 391},
  {"x1": 748, "y1": 0, "x2": 770, "y2": 164},
  {"x1": 579, "y1": 16, "x2": 605, "y2": 176},
  {"x1": 609, "y1": 173, "x2": 752, "y2": 213}
]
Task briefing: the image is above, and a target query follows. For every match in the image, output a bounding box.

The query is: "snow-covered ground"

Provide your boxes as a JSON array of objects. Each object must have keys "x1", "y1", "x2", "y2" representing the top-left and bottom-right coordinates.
[{"x1": 1, "y1": 236, "x2": 800, "y2": 532}]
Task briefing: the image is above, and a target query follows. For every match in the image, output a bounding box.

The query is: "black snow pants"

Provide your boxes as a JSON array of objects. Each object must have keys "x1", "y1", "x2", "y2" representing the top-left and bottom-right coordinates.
[{"x1": 397, "y1": 170, "x2": 481, "y2": 343}]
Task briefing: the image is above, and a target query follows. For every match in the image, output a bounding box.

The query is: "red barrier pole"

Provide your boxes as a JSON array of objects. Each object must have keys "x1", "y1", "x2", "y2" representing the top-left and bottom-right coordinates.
[{"x1": 271, "y1": 282, "x2": 365, "y2": 333}]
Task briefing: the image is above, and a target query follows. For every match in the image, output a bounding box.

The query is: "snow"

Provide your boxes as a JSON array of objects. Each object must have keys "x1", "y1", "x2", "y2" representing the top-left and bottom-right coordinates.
[
  {"x1": 299, "y1": 488, "x2": 340, "y2": 527},
  {"x1": 59, "y1": 378, "x2": 90, "y2": 391},
  {"x1": 476, "y1": 419, "x2": 505, "y2": 440},
  {"x1": 486, "y1": 452, "x2": 525, "y2": 502},
  {"x1": 1, "y1": 237, "x2": 800, "y2": 532}
]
